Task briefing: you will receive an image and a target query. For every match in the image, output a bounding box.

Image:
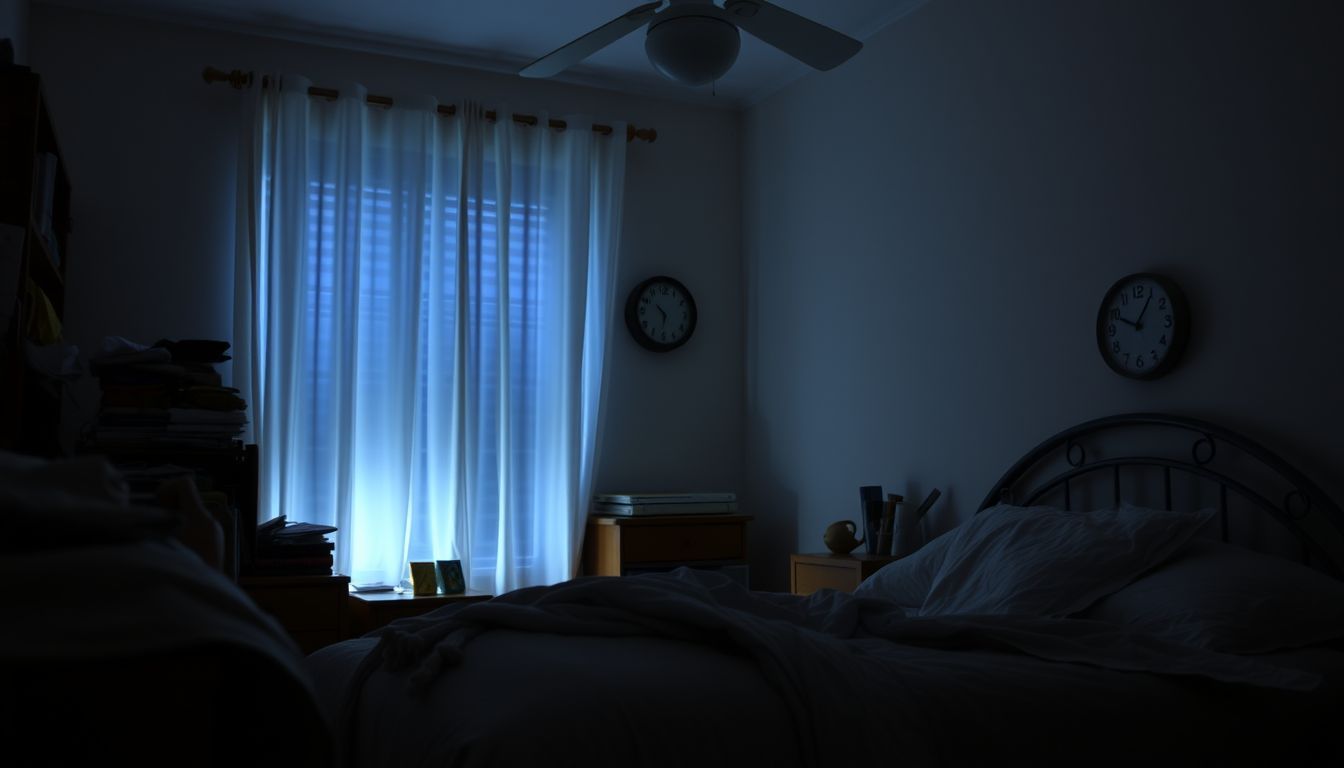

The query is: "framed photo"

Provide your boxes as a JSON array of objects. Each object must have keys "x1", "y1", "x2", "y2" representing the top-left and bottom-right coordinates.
[
  {"x1": 409, "y1": 561, "x2": 438, "y2": 596},
  {"x1": 436, "y1": 559, "x2": 465, "y2": 595}
]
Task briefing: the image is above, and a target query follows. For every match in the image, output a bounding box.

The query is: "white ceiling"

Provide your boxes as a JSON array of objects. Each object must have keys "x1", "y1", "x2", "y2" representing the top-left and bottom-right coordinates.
[{"x1": 36, "y1": 0, "x2": 929, "y2": 107}]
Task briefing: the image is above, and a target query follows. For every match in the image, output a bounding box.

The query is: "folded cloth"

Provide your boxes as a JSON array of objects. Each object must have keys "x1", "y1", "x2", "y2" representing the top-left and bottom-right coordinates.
[
  {"x1": 92, "y1": 336, "x2": 173, "y2": 368},
  {"x1": 153, "y1": 338, "x2": 232, "y2": 364}
]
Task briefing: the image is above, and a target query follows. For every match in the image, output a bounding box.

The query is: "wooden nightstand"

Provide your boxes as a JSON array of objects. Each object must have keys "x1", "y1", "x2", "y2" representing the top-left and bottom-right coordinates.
[
  {"x1": 583, "y1": 514, "x2": 752, "y2": 586},
  {"x1": 239, "y1": 574, "x2": 350, "y2": 654},
  {"x1": 348, "y1": 590, "x2": 493, "y2": 636},
  {"x1": 790, "y1": 553, "x2": 898, "y2": 595}
]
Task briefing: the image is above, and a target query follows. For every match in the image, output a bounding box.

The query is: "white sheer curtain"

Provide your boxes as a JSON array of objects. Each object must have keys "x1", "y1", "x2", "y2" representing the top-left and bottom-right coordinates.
[{"x1": 233, "y1": 76, "x2": 626, "y2": 593}]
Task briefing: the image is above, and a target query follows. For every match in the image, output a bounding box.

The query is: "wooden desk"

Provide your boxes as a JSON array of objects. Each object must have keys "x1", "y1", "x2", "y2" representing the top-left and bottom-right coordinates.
[
  {"x1": 583, "y1": 514, "x2": 752, "y2": 585},
  {"x1": 348, "y1": 590, "x2": 493, "y2": 636},
  {"x1": 239, "y1": 574, "x2": 350, "y2": 654},
  {"x1": 790, "y1": 553, "x2": 898, "y2": 595}
]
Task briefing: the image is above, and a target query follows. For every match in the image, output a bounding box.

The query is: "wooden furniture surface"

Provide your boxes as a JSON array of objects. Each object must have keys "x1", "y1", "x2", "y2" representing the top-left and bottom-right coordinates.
[
  {"x1": 0, "y1": 69, "x2": 72, "y2": 456},
  {"x1": 790, "y1": 552, "x2": 899, "y2": 595},
  {"x1": 348, "y1": 590, "x2": 493, "y2": 637},
  {"x1": 240, "y1": 574, "x2": 350, "y2": 655},
  {"x1": 583, "y1": 513, "x2": 752, "y2": 581}
]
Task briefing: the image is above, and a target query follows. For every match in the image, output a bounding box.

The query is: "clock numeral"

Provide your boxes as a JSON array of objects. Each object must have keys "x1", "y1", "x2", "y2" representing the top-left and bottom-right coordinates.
[
  {"x1": 678, "y1": 324, "x2": 685, "y2": 332},
  {"x1": 660, "y1": 332, "x2": 667, "y2": 341},
  {"x1": 1112, "y1": 340, "x2": 1121, "y2": 353},
  {"x1": 638, "y1": 306, "x2": 646, "y2": 316},
  {"x1": 660, "y1": 286, "x2": 670, "y2": 295},
  {"x1": 640, "y1": 297, "x2": 649, "y2": 305},
  {"x1": 1164, "y1": 314, "x2": 1172, "y2": 328},
  {"x1": 1158, "y1": 297, "x2": 1167, "y2": 310},
  {"x1": 1135, "y1": 355, "x2": 1145, "y2": 368},
  {"x1": 1159, "y1": 334, "x2": 1167, "y2": 346},
  {"x1": 1120, "y1": 292, "x2": 1129, "y2": 306},
  {"x1": 1123, "y1": 352, "x2": 1131, "y2": 365},
  {"x1": 641, "y1": 319, "x2": 649, "y2": 329},
  {"x1": 1151, "y1": 350, "x2": 1159, "y2": 362},
  {"x1": 1109, "y1": 308, "x2": 1120, "y2": 321},
  {"x1": 1108, "y1": 324, "x2": 1116, "y2": 337},
  {"x1": 1132, "y1": 285, "x2": 1146, "y2": 299}
]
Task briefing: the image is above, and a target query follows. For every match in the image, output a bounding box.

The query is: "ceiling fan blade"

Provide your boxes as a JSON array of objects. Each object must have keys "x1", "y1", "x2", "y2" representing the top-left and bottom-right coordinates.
[
  {"x1": 723, "y1": 0, "x2": 862, "y2": 71},
  {"x1": 520, "y1": 1, "x2": 666, "y2": 78}
]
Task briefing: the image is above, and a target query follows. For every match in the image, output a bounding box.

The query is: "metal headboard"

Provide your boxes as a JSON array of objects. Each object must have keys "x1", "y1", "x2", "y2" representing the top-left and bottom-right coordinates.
[{"x1": 978, "y1": 413, "x2": 1344, "y2": 578}]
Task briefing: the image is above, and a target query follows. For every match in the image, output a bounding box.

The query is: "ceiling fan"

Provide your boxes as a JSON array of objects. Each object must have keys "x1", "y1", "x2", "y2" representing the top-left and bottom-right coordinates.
[{"x1": 519, "y1": 0, "x2": 863, "y2": 87}]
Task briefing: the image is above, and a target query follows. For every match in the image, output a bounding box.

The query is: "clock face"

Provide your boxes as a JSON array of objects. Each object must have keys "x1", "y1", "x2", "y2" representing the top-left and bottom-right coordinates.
[
  {"x1": 1097, "y1": 273, "x2": 1189, "y2": 379},
  {"x1": 624, "y1": 276, "x2": 697, "y2": 352}
]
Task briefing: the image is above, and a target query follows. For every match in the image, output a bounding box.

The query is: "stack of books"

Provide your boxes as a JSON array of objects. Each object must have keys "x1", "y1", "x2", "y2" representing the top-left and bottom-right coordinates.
[
  {"x1": 252, "y1": 516, "x2": 337, "y2": 576},
  {"x1": 89, "y1": 337, "x2": 247, "y2": 449},
  {"x1": 591, "y1": 492, "x2": 737, "y2": 517}
]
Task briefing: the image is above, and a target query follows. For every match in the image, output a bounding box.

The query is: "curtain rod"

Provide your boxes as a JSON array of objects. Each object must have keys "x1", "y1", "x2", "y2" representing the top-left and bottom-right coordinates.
[{"x1": 201, "y1": 66, "x2": 657, "y2": 143}]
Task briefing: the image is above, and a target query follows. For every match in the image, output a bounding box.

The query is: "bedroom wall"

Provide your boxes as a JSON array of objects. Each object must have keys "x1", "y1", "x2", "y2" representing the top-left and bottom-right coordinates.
[
  {"x1": 28, "y1": 4, "x2": 743, "y2": 500},
  {"x1": 742, "y1": 0, "x2": 1344, "y2": 589},
  {"x1": 1, "y1": 0, "x2": 27, "y2": 64}
]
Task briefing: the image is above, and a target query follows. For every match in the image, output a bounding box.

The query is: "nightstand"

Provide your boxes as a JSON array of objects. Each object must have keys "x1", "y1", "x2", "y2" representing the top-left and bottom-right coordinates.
[
  {"x1": 239, "y1": 574, "x2": 350, "y2": 654},
  {"x1": 790, "y1": 553, "x2": 898, "y2": 595},
  {"x1": 348, "y1": 590, "x2": 493, "y2": 636},
  {"x1": 583, "y1": 514, "x2": 752, "y2": 586}
]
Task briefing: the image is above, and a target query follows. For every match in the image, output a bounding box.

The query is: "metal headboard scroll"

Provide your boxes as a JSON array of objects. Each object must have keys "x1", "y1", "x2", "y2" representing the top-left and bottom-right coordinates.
[{"x1": 978, "y1": 413, "x2": 1344, "y2": 578}]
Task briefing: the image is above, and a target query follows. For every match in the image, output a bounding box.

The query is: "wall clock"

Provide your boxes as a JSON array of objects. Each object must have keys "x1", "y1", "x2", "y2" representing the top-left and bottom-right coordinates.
[
  {"x1": 1096, "y1": 272, "x2": 1190, "y2": 379},
  {"x1": 624, "y1": 275, "x2": 697, "y2": 352}
]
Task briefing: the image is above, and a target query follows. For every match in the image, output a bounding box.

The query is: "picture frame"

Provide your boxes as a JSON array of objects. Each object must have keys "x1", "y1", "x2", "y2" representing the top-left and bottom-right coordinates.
[
  {"x1": 409, "y1": 561, "x2": 438, "y2": 596},
  {"x1": 436, "y1": 559, "x2": 465, "y2": 595}
]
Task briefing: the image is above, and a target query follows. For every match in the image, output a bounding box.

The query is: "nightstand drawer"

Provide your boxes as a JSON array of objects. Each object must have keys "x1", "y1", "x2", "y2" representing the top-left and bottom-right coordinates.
[
  {"x1": 621, "y1": 523, "x2": 744, "y2": 563},
  {"x1": 247, "y1": 585, "x2": 344, "y2": 631},
  {"x1": 793, "y1": 561, "x2": 861, "y2": 594},
  {"x1": 349, "y1": 591, "x2": 493, "y2": 636},
  {"x1": 790, "y1": 553, "x2": 898, "y2": 595},
  {"x1": 240, "y1": 575, "x2": 350, "y2": 654}
]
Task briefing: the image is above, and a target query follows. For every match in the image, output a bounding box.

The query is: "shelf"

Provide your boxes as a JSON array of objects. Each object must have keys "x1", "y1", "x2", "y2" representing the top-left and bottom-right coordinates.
[
  {"x1": 1, "y1": 70, "x2": 72, "y2": 455},
  {"x1": 25, "y1": 214, "x2": 63, "y2": 290}
]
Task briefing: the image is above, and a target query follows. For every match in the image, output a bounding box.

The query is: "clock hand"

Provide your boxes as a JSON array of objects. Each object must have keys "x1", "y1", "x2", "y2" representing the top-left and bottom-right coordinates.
[
  {"x1": 656, "y1": 305, "x2": 667, "y2": 328},
  {"x1": 1116, "y1": 316, "x2": 1136, "y2": 327},
  {"x1": 1133, "y1": 294, "x2": 1152, "y2": 330}
]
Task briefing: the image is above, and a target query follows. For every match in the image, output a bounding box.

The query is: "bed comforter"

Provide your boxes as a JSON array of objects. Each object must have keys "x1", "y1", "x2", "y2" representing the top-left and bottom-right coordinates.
[{"x1": 309, "y1": 568, "x2": 1343, "y2": 766}]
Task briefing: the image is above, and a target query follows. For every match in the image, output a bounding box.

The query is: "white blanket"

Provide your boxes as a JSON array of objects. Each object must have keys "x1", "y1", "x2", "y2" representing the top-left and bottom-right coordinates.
[{"x1": 341, "y1": 568, "x2": 1321, "y2": 766}]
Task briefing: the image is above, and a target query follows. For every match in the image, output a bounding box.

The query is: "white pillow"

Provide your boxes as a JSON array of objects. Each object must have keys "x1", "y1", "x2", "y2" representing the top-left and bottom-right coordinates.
[
  {"x1": 853, "y1": 527, "x2": 955, "y2": 609},
  {"x1": 918, "y1": 503, "x2": 1213, "y2": 618},
  {"x1": 1077, "y1": 538, "x2": 1344, "y2": 653}
]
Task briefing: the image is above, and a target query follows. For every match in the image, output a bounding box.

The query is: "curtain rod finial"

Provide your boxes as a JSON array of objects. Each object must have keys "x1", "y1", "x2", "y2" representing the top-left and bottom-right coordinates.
[{"x1": 202, "y1": 66, "x2": 253, "y2": 90}]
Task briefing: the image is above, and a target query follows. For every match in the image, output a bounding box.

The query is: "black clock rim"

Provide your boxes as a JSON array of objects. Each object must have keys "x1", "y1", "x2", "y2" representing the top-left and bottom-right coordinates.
[
  {"x1": 1095, "y1": 272, "x2": 1190, "y2": 380},
  {"x1": 624, "y1": 275, "x2": 698, "y2": 353}
]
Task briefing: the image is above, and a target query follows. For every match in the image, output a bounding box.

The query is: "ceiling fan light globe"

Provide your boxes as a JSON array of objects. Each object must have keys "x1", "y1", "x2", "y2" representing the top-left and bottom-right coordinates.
[{"x1": 644, "y1": 15, "x2": 741, "y2": 86}]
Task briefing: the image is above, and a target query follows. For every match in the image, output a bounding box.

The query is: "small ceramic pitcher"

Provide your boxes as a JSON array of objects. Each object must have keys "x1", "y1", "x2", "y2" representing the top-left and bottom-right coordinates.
[{"x1": 823, "y1": 520, "x2": 863, "y2": 555}]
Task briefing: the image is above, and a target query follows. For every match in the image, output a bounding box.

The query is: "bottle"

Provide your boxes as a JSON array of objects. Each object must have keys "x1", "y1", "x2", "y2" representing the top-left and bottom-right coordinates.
[{"x1": 893, "y1": 497, "x2": 925, "y2": 558}]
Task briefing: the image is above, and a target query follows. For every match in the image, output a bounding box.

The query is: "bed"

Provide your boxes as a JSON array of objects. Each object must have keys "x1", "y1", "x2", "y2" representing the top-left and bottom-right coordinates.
[
  {"x1": 0, "y1": 452, "x2": 334, "y2": 766},
  {"x1": 305, "y1": 413, "x2": 1344, "y2": 766}
]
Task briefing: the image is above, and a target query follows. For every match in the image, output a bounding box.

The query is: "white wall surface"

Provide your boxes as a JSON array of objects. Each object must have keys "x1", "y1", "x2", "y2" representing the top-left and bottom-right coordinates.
[
  {"x1": 743, "y1": 0, "x2": 1344, "y2": 589},
  {"x1": 1, "y1": 0, "x2": 27, "y2": 64},
  {"x1": 29, "y1": 4, "x2": 743, "y2": 503}
]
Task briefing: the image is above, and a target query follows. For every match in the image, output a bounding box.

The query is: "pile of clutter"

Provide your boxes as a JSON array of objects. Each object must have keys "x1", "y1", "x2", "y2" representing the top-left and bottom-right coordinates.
[
  {"x1": 87, "y1": 336, "x2": 245, "y2": 449},
  {"x1": 253, "y1": 515, "x2": 337, "y2": 576}
]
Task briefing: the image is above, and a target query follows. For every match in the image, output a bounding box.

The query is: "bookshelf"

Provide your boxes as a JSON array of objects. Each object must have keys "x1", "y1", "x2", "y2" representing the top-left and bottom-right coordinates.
[{"x1": 0, "y1": 68, "x2": 72, "y2": 455}]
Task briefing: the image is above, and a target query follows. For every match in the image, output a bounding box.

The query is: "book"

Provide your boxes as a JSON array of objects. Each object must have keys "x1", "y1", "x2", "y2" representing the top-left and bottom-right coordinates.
[
  {"x1": 592, "y1": 500, "x2": 738, "y2": 517},
  {"x1": 594, "y1": 492, "x2": 736, "y2": 505},
  {"x1": 252, "y1": 554, "x2": 333, "y2": 569}
]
